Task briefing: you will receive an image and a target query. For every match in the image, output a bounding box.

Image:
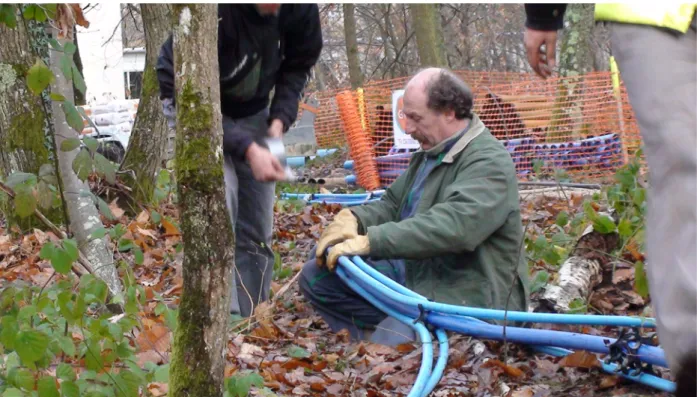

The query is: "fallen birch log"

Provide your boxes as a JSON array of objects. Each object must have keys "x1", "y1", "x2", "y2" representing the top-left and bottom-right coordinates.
[{"x1": 536, "y1": 213, "x2": 620, "y2": 313}]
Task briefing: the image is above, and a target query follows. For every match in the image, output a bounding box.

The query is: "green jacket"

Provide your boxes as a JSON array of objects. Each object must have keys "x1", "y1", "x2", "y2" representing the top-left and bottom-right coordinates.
[{"x1": 350, "y1": 114, "x2": 530, "y2": 315}]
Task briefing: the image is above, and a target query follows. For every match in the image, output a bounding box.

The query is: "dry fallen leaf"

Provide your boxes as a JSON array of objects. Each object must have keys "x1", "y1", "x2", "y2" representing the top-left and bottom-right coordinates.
[
  {"x1": 482, "y1": 359, "x2": 524, "y2": 378},
  {"x1": 109, "y1": 199, "x2": 125, "y2": 219},
  {"x1": 161, "y1": 218, "x2": 181, "y2": 236},
  {"x1": 70, "y1": 4, "x2": 90, "y2": 28},
  {"x1": 136, "y1": 210, "x2": 150, "y2": 225},
  {"x1": 598, "y1": 375, "x2": 621, "y2": 389},
  {"x1": 136, "y1": 323, "x2": 171, "y2": 353},
  {"x1": 559, "y1": 351, "x2": 601, "y2": 369}
]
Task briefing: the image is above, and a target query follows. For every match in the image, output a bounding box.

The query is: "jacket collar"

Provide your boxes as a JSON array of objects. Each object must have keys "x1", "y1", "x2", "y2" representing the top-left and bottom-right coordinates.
[
  {"x1": 414, "y1": 113, "x2": 486, "y2": 164},
  {"x1": 443, "y1": 113, "x2": 486, "y2": 163}
]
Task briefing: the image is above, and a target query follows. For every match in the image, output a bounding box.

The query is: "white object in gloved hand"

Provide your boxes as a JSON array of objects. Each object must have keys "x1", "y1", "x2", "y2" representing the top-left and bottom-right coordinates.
[
  {"x1": 162, "y1": 98, "x2": 176, "y2": 129},
  {"x1": 265, "y1": 137, "x2": 299, "y2": 182}
]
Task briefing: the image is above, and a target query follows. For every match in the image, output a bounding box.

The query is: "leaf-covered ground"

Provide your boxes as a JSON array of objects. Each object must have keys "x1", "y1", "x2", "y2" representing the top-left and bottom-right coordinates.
[{"x1": 0, "y1": 156, "x2": 672, "y2": 396}]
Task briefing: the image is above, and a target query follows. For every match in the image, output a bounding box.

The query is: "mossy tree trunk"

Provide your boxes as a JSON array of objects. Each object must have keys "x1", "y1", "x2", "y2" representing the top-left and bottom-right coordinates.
[
  {"x1": 0, "y1": 9, "x2": 51, "y2": 179},
  {"x1": 410, "y1": 4, "x2": 447, "y2": 67},
  {"x1": 343, "y1": 3, "x2": 363, "y2": 89},
  {"x1": 0, "y1": 7, "x2": 58, "y2": 230},
  {"x1": 168, "y1": 5, "x2": 235, "y2": 397},
  {"x1": 119, "y1": 4, "x2": 172, "y2": 211},
  {"x1": 558, "y1": 4, "x2": 595, "y2": 78}
]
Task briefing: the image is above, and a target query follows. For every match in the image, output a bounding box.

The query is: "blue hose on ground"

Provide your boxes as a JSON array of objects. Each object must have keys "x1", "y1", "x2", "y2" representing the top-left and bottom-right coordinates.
[
  {"x1": 279, "y1": 191, "x2": 385, "y2": 207},
  {"x1": 335, "y1": 264, "x2": 433, "y2": 397},
  {"x1": 337, "y1": 260, "x2": 449, "y2": 397},
  {"x1": 341, "y1": 257, "x2": 666, "y2": 367},
  {"x1": 350, "y1": 256, "x2": 656, "y2": 328},
  {"x1": 535, "y1": 345, "x2": 676, "y2": 393},
  {"x1": 335, "y1": 255, "x2": 672, "y2": 391},
  {"x1": 424, "y1": 328, "x2": 449, "y2": 396}
]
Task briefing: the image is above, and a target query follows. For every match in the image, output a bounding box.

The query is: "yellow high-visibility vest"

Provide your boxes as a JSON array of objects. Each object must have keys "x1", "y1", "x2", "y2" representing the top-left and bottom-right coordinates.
[{"x1": 595, "y1": 3, "x2": 697, "y2": 34}]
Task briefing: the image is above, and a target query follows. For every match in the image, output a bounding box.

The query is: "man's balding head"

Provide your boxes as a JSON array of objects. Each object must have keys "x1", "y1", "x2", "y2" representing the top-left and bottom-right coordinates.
[{"x1": 402, "y1": 68, "x2": 473, "y2": 149}]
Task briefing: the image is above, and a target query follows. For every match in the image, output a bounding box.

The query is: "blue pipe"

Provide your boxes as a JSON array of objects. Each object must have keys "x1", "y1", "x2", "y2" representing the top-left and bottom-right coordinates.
[
  {"x1": 424, "y1": 328, "x2": 449, "y2": 396},
  {"x1": 336, "y1": 255, "x2": 671, "y2": 393},
  {"x1": 535, "y1": 346, "x2": 675, "y2": 393},
  {"x1": 340, "y1": 257, "x2": 667, "y2": 367},
  {"x1": 345, "y1": 256, "x2": 673, "y2": 391},
  {"x1": 335, "y1": 265, "x2": 433, "y2": 397},
  {"x1": 351, "y1": 256, "x2": 656, "y2": 329},
  {"x1": 284, "y1": 148, "x2": 339, "y2": 168},
  {"x1": 306, "y1": 198, "x2": 381, "y2": 207},
  {"x1": 337, "y1": 260, "x2": 449, "y2": 397}
]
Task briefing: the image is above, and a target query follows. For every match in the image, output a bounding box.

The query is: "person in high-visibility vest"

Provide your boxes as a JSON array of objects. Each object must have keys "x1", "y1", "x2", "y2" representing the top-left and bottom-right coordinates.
[{"x1": 523, "y1": 4, "x2": 696, "y2": 395}]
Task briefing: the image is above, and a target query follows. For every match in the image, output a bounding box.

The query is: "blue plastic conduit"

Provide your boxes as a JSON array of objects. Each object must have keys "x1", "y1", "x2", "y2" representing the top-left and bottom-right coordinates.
[
  {"x1": 335, "y1": 266, "x2": 434, "y2": 397},
  {"x1": 341, "y1": 257, "x2": 666, "y2": 367},
  {"x1": 279, "y1": 191, "x2": 385, "y2": 207},
  {"x1": 350, "y1": 256, "x2": 656, "y2": 328},
  {"x1": 337, "y1": 260, "x2": 449, "y2": 397},
  {"x1": 285, "y1": 148, "x2": 339, "y2": 168},
  {"x1": 337, "y1": 256, "x2": 674, "y2": 392},
  {"x1": 535, "y1": 346, "x2": 676, "y2": 393}
]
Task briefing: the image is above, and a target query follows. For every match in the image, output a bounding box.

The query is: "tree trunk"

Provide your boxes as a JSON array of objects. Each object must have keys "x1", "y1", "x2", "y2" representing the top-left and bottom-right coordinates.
[
  {"x1": 537, "y1": 218, "x2": 620, "y2": 313},
  {"x1": 0, "y1": 8, "x2": 57, "y2": 230},
  {"x1": 558, "y1": 3, "x2": 595, "y2": 77},
  {"x1": 343, "y1": 3, "x2": 363, "y2": 89},
  {"x1": 167, "y1": 5, "x2": 235, "y2": 397},
  {"x1": 0, "y1": 9, "x2": 51, "y2": 179},
  {"x1": 378, "y1": 5, "x2": 395, "y2": 79},
  {"x1": 47, "y1": 24, "x2": 123, "y2": 298},
  {"x1": 313, "y1": 62, "x2": 326, "y2": 91},
  {"x1": 119, "y1": 4, "x2": 172, "y2": 209},
  {"x1": 72, "y1": 27, "x2": 85, "y2": 106},
  {"x1": 410, "y1": 4, "x2": 447, "y2": 67}
]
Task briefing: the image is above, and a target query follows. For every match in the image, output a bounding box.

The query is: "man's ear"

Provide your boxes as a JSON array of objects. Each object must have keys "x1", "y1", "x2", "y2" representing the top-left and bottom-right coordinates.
[{"x1": 443, "y1": 109, "x2": 456, "y2": 123}]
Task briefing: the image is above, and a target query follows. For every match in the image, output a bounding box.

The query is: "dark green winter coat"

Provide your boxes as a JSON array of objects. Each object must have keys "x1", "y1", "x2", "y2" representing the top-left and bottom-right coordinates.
[{"x1": 350, "y1": 114, "x2": 530, "y2": 316}]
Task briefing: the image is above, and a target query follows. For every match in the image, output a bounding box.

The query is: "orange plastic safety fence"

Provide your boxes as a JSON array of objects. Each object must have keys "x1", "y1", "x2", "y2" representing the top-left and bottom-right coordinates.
[
  {"x1": 335, "y1": 90, "x2": 381, "y2": 190},
  {"x1": 310, "y1": 70, "x2": 644, "y2": 188}
]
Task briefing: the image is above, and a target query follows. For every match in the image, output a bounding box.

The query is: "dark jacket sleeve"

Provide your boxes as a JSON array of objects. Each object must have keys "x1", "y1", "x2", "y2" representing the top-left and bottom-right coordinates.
[
  {"x1": 524, "y1": 4, "x2": 567, "y2": 31},
  {"x1": 155, "y1": 33, "x2": 175, "y2": 101},
  {"x1": 269, "y1": 5, "x2": 323, "y2": 131}
]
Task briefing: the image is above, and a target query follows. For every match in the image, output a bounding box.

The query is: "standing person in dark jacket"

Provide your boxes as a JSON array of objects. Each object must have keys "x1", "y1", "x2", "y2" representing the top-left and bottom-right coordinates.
[
  {"x1": 522, "y1": 4, "x2": 696, "y2": 395},
  {"x1": 156, "y1": 4, "x2": 323, "y2": 318}
]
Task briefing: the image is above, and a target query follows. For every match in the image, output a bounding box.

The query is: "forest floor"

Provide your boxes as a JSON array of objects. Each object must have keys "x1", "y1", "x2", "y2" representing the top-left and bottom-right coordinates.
[{"x1": 0, "y1": 151, "x2": 671, "y2": 396}]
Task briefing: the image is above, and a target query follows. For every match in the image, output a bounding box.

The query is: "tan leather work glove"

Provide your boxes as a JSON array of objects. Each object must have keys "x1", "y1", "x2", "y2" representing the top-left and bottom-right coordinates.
[
  {"x1": 326, "y1": 235, "x2": 370, "y2": 271},
  {"x1": 316, "y1": 208, "x2": 359, "y2": 267}
]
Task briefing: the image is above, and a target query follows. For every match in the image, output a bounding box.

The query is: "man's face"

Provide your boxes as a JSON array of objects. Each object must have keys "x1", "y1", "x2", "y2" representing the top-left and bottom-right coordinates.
[
  {"x1": 402, "y1": 87, "x2": 447, "y2": 150},
  {"x1": 256, "y1": 4, "x2": 281, "y2": 15}
]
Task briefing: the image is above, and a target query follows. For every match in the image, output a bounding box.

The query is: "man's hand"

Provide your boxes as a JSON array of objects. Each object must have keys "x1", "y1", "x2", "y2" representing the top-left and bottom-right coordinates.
[
  {"x1": 326, "y1": 235, "x2": 370, "y2": 271},
  {"x1": 316, "y1": 209, "x2": 359, "y2": 266},
  {"x1": 268, "y1": 119, "x2": 284, "y2": 139},
  {"x1": 523, "y1": 28, "x2": 558, "y2": 79},
  {"x1": 246, "y1": 142, "x2": 287, "y2": 182}
]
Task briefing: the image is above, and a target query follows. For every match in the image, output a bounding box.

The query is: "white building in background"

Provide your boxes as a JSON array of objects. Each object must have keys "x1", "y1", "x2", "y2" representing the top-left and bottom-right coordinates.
[{"x1": 76, "y1": 2, "x2": 145, "y2": 106}]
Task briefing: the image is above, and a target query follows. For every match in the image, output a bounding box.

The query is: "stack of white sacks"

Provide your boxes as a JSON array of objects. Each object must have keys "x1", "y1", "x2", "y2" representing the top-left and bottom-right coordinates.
[{"x1": 79, "y1": 99, "x2": 140, "y2": 152}]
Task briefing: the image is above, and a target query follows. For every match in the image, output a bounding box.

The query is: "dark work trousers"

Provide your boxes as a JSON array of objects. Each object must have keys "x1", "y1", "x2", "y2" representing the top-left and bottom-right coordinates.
[
  {"x1": 223, "y1": 109, "x2": 276, "y2": 318},
  {"x1": 299, "y1": 246, "x2": 417, "y2": 346}
]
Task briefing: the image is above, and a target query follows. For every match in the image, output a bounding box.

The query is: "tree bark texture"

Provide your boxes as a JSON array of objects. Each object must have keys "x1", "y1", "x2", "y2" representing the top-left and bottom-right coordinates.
[
  {"x1": 119, "y1": 3, "x2": 172, "y2": 208},
  {"x1": 47, "y1": 25, "x2": 123, "y2": 298},
  {"x1": 0, "y1": 9, "x2": 51, "y2": 179},
  {"x1": 72, "y1": 27, "x2": 85, "y2": 106},
  {"x1": 537, "y1": 220, "x2": 620, "y2": 313},
  {"x1": 410, "y1": 4, "x2": 447, "y2": 68},
  {"x1": 343, "y1": 3, "x2": 363, "y2": 89},
  {"x1": 167, "y1": 5, "x2": 235, "y2": 397},
  {"x1": 558, "y1": 3, "x2": 595, "y2": 77}
]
